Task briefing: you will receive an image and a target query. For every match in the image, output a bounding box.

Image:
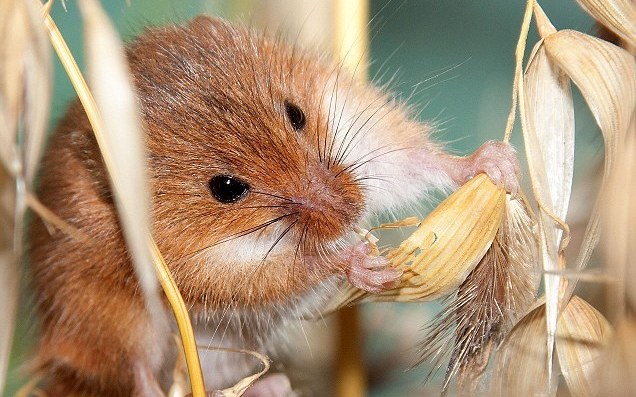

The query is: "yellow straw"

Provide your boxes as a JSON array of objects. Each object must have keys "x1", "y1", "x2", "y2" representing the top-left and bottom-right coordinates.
[
  {"x1": 333, "y1": 1, "x2": 369, "y2": 397},
  {"x1": 43, "y1": 13, "x2": 206, "y2": 397}
]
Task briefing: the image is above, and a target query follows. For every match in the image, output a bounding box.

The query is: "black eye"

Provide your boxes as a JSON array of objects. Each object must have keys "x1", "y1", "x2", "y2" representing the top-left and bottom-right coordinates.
[
  {"x1": 284, "y1": 100, "x2": 306, "y2": 131},
  {"x1": 208, "y1": 175, "x2": 250, "y2": 203}
]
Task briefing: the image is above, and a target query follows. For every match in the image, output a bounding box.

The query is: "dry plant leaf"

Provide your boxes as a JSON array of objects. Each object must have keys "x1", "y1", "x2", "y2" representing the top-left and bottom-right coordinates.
[
  {"x1": 532, "y1": 2, "x2": 557, "y2": 38},
  {"x1": 22, "y1": 8, "x2": 51, "y2": 188},
  {"x1": 45, "y1": 6, "x2": 205, "y2": 395},
  {"x1": 543, "y1": 30, "x2": 636, "y2": 278},
  {"x1": 602, "y1": 117, "x2": 636, "y2": 318},
  {"x1": 0, "y1": 177, "x2": 18, "y2": 394},
  {"x1": 598, "y1": 318, "x2": 636, "y2": 397},
  {"x1": 417, "y1": 194, "x2": 539, "y2": 394},
  {"x1": 576, "y1": 0, "x2": 636, "y2": 47},
  {"x1": 77, "y1": 0, "x2": 163, "y2": 319},
  {"x1": 490, "y1": 302, "x2": 554, "y2": 397},
  {"x1": 0, "y1": 0, "x2": 50, "y2": 390},
  {"x1": 524, "y1": 35, "x2": 574, "y2": 249},
  {"x1": 523, "y1": 33, "x2": 575, "y2": 382},
  {"x1": 492, "y1": 296, "x2": 610, "y2": 397},
  {"x1": 556, "y1": 295, "x2": 613, "y2": 397},
  {"x1": 327, "y1": 174, "x2": 506, "y2": 311}
]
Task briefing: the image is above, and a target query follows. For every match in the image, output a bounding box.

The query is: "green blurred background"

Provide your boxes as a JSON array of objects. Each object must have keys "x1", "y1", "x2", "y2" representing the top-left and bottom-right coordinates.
[{"x1": 6, "y1": 1, "x2": 599, "y2": 396}]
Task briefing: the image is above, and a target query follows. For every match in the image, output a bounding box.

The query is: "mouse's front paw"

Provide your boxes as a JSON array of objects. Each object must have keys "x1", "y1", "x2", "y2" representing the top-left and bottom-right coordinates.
[
  {"x1": 345, "y1": 242, "x2": 402, "y2": 293},
  {"x1": 459, "y1": 140, "x2": 520, "y2": 196},
  {"x1": 243, "y1": 373, "x2": 295, "y2": 397},
  {"x1": 201, "y1": 374, "x2": 295, "y2": 397}
]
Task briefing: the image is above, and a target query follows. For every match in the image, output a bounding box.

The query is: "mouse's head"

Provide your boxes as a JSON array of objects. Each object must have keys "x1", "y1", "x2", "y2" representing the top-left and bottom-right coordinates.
[{"x1": 127, "y1": 17, "x2": 438, "y2": 309}]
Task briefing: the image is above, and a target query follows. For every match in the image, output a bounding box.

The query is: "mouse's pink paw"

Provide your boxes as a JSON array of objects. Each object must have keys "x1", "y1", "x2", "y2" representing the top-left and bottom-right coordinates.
[
  {"x1": 203, "y1": 374, "x2": 294, "y2": 397},
  {"x1": 345, "y1": 242, "x2": 402, "y2": 293},
  {"x1": 458, "y1": 140, "x2": 520, "y2": 196},
  {"x1": 243, "y1": 373, "x2": 295, "y2": 397}
]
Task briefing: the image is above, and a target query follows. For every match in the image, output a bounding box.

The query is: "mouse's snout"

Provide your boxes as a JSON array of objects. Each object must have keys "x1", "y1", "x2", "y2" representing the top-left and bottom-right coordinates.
[{"x1": 290, "y1": 164, "x2": 364, "y2": 241}]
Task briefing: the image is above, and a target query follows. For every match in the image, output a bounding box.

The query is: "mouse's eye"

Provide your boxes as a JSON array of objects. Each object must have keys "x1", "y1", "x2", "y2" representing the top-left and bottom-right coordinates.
[
  {"x1": 284, "y1": 100, "x2": 306, "y2": 131},
  {"x1": 208, "y1": 175, "x2": 250, "y2": 203}
]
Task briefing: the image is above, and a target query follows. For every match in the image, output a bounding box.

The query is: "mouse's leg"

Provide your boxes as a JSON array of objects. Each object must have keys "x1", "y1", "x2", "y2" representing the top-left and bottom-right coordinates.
[
  {"x1": 242, "y1": 373, "x2": 295, "y2": 397},
  {"x1": 345, "y1": 241, "x2": 402, "y2": 293},
  {"x1": 444, "y1": 140, "x2": 520, "y2": 195},
  {"x1": 189, "y1": 374, "x2": 294, "y2": 397}
]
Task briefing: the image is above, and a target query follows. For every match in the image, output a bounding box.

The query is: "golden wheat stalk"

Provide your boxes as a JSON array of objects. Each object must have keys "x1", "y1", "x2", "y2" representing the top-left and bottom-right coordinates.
[
  {"x1": 417, "y1": 195, "x2": 539, "y2": 394},
  {"x1": 324, "y1": 1, "x2": 636, "y2": 395},
  {"x1": 493, "y1": 1, "x2": 636, "y2": 395},
  {"x1": 43, "y1": 1, "x2": 207, "y2": 395}
]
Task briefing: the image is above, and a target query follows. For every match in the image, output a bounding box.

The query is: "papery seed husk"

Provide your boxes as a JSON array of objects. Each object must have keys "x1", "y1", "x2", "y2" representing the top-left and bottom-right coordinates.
[
  {"x1": 491, "y1": 296, "x2": 611, "y2": 397},
  {"x1": 556, "y1": 295, "x2": 613, "y2": 397},
  {"x1": 78, "y1": 0, "x2": 164, "y2": 323},
  {"x1": 543, "y1": 29, "x2": 636, "y2": 278},
  {"x1": 490, "y1": 302, "x2": 555, "y2": 397},
  {"x1": 576, "y1": 0, "x2": 636, "y2": 47},
  {"x1": 598, "y1": 317, "x2": 636, "y2": 397},
  {"x1": 326, "y1": 174, "x2": 506, "y2": 311},
  {"x1": 417, "y1": 193, "x2": 539, "y2": 394},
  {"x1": 523, "y1": 37, "x2": 576, "y2": 386},
  {"x1": 603, "y1": 120, "x2": 636, "y2": 320}
]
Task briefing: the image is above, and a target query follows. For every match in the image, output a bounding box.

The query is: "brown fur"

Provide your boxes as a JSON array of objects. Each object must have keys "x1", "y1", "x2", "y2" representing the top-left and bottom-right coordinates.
[
  {"x1": 29, "y1": 16, "x2": 520, "y2": 396},
  {"x1": 30, "y1": 17, "x2": 368, "y2": 396}
]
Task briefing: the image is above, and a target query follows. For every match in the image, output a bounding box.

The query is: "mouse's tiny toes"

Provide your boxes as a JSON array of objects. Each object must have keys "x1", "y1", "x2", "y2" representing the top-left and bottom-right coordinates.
[
  {"x1": 345, "y1": 243, "x2": 402, "y2": 293},
  {"x1": 185, "y1": 374, "x2": 294, "y2": 397},
  {"x1": 347, "y1": 266, "x2": 403, "y2": 293},
  {"x1": 462, "y1": 140, "x2": 520, "y2": 194},
  {"x1": 243, "y1": 373, "x2": 295, "y2": 397}
]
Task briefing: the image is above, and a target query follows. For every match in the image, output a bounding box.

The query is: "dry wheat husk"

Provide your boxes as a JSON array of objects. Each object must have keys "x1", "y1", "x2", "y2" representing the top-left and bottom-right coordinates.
[
  {"x1": 0, "y1": 0, "x2": 51, "y2": 391},
  {"x1": 44, "y1": 1, "x2": 207, "y2": 395},
  {"x1": 598, "y1": 318, "x2": 636, "y2": 397},
  {"x1": 576, "y1": 0, "x2": 636, "y2": 47},
  {"x1": 599, "y1": 52, "x2": 636, "y2": 397},
  {"x1": 491, "y1": 295, "x2": 611, "y2": 397},
  {"x1": 417, "y1": 194, "x2": 539, "y2": 395},
  {"x1": 327, "y1": 174, "x2": 506, "y2": 312},
  {"x1": 78, "y1": 0, "x2": 163, "y2": 326},
  {"x1": 511, "y1": 4, "x2": 636, "y2": 394}
]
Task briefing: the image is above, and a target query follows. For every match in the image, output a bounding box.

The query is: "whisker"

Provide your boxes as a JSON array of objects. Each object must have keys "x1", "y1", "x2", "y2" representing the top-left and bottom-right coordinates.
[
  {"x1": 260, "y1": 219, "x2": 298, "y2": 265},
  {"x1": 334, "y1": 96, "x2": 393, "y2": 166},
  {"x1": 326, "y1": 55, "x2": 364, "y2": 169},
  {"x1": 332, "y1": 92, "x2": 389, "y2": 167},
  {"x1": 181, "y1": 212, "x2": 299, "y2": 260},
  {"x1": 325, "y1": 67, "x2": 341, "y2": 167},
  {"x1": 335, "y1": 146, "x2": 411, "y2": 178},
  {"x1": 212, "y1": 212, "x2": 299, "y2": 247}
]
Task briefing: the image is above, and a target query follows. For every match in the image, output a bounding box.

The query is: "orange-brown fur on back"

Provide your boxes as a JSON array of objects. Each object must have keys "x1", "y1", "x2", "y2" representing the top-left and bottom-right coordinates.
[
  {"x1": 31, "y1": 17, "x2": 373, "y2": 395},
  {"x1": 29, "y1": 15, "x2": 519, "y2": 396}
]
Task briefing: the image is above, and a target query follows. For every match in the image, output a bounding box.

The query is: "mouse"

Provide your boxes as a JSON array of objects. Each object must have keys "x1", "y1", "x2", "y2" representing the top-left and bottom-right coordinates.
[{"x1": 28, "y1": 15, "x2": 519, "y2": 397}]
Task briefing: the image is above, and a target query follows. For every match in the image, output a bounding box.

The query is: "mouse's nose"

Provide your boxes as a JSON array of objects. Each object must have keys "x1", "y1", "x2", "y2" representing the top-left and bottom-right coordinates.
[{"x1": 291, "y1": 163, "x2": 364, "y2": 241}]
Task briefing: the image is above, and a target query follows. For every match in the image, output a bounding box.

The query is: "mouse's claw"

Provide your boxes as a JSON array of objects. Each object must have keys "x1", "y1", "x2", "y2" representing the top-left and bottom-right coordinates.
[
  {"x1": 345, "y1": 242, "x2": 402, "y2": 293},
  {"x1": 455, "y1": 140, "x2": 520, "y2": 197},
  {"x1": 243, "y1": 373, "x2": 295, "y2": 397},
  {"x1": 189, "y1": 374, "x2": 295, "y2": 397}
]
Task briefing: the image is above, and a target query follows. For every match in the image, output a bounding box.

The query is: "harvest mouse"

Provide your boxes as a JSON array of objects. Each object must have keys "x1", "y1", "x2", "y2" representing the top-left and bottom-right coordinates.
[{"x1": 28, "y1": 16, "x2": 519, "y2": 397}]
